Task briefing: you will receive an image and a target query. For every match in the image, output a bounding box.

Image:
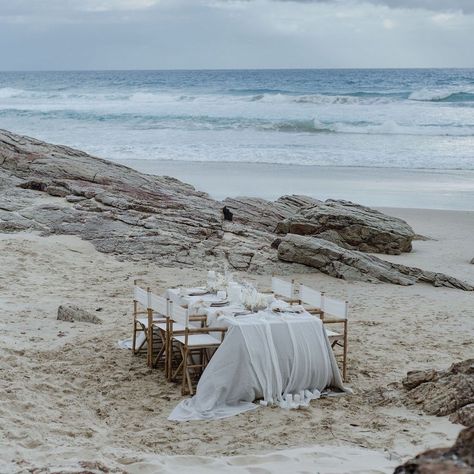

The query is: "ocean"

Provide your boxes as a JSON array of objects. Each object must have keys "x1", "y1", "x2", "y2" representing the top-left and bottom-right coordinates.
[{"x1": 1, "y1": 68, "x2": 474, "y2": 170}]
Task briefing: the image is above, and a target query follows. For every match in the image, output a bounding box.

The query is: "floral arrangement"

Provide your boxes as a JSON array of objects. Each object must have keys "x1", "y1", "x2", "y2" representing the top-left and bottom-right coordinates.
[
  {"x1": 206, "y1": 270, "x2": 233, "y2": 292},
  {"x1": 240, "y1": 284, "x2": 274, "y2": 312}
]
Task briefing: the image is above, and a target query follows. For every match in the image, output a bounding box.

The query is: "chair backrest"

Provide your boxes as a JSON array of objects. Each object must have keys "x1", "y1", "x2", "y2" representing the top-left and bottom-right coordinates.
[
  {"x1": 322, "y1": 296, "x2": 348, "y2": 320},
  {"x1": 133, "y1": 284, "x2": 149, "y2": 309},
  {"x1": 299, "y1": 285, "x2": 323, "y2": 308},
  {"x1": 271, "y1": 277, "x2": 293, "y2": 299},
  {"x1": 168, "y1": 290, "x2": 182, "y2": 306},
  {"x1": 170, "y1": 302, "x2": 189, "y2": 328},
  {"x1": 150, "y1": 292, "x2": 168, "y2": 316}
]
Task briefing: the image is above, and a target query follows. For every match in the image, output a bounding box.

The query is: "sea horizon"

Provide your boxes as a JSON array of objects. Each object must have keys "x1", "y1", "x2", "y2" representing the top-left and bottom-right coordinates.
[{"x1": 1, "y1": 66, "x2": 474, "y2": 72}]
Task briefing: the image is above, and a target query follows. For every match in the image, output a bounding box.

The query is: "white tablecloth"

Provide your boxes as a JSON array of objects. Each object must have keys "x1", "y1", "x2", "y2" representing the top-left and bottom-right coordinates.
[{"x1": 169, "y1": 310, "x2": 348, "y2": 421}]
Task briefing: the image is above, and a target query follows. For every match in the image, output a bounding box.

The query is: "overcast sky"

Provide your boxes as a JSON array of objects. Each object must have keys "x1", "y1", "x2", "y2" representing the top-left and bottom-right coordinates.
[{"x1": 0, "y1": 0, "x2": 473, "y2": 70}]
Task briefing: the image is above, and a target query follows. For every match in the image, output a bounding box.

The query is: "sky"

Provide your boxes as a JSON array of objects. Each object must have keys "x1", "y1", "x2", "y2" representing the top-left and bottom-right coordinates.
[{"x1": 0, "y1": 0, "x2": 473, "y2": 70}]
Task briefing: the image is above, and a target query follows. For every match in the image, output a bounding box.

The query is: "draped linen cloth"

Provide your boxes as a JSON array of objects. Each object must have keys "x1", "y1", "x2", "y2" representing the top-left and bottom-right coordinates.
[{"x1": 169, "y1": 311, "x2": 348, "y2": 421}]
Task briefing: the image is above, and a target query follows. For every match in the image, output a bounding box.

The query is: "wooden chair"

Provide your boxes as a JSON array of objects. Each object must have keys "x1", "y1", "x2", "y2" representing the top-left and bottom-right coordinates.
[
  {"x1": 321, "y1": 295, "x2": 349, "y2": 382},
  {"x1": 298, "y1": 284, "x2": 324, "y2": 317},
  {"x1": 152, "y1": 291, "x2": 193, "y2": 379},
  {"x1": 131, "y1": 281, "x2": 166, "y2": 367},
  {"x1": 147, "y1": 292, "x2": 169, "y2": 369},
  {"x1": 132, "y1": 281, "x2": 151, "y2": 355},
  {"x1": 169, "y1": 303, "x2": 227, "y2": 395},
  {"x1": 270, "y1": 276, "x2": 299, "y2": 303},
  {"x1": 298, "y1": 284, "x2": 348, "y2": 381}
]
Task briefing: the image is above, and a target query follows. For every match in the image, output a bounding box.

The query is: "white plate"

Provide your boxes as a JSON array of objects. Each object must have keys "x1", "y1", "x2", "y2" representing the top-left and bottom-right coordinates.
[{"x1": 210, "y1": 300, "x2": 229, "y2": 307}]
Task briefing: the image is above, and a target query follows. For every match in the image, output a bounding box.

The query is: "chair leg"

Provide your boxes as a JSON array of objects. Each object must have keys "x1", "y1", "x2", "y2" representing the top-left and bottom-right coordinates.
[
  {"x1": 181, "y1": 347, "x2": 188, "y2": 395},
  {"x1": 147, "y1": 325, "x2": 153, "y2": 367},
  {"x1": 132, "y1": 322, "x2": 137, "y2": 355},
  {"x1": 343, "y1": 320, "x2": 348, "y2": 382},
  {"x1": 153, "y1": 330, "x2": 166, "y2": 368},
  {"x1": 166, "y1": 335, "x2": 173, "y2": 381}
]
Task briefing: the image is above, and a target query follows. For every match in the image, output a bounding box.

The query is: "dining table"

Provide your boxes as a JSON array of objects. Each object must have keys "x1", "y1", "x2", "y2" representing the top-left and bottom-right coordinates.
[{"x1": 167, "y1": 286, "x2": 349, "y2": 421}]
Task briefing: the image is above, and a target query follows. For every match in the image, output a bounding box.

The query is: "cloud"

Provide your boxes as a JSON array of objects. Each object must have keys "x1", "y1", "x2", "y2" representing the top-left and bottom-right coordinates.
[
  {"x1": 273, "y1": 0, "x2": 474, "y2": 13},
  {"x1": 0, "y1": 0, "x2": 161, "y2": 17},
  {"x1": 0, "y1": 0, "x2": 473, "y2": 69}
]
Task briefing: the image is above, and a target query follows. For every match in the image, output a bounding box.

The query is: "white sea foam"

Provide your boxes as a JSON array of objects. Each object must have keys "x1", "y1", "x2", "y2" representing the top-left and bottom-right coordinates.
[
  {"x1": 312, "y1": 119, "x2": 474, "y2": 137},
  {"x1": 1, "y1": 69, "x2": 473, "y2": 171},
  {"x1": 409, "y1": 86, "x2": 474, "y2": 102},
  {"x1": 0, "y1": 87, "x2": 27, "y2": 98}
]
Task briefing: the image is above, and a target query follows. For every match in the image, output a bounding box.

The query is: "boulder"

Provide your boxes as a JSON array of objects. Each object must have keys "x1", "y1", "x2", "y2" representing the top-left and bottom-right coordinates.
[
  {"x1": 222, "y1": 195, "x2": 322, "y2": 233},
  {"x1": 402, "y1": 360, "x2": 474, "y2": 425},
  {"x1": 394, "y1": 426, "x2": 474, "y2": 474},
  {"x1": 276, "y1": 199, "x2": 415, "y2": 255},
  {"x1": 277, "y1": 234, "x2": 474, "y2": 290},
  {"x1": 57, "y1": 305, "x2": 103, "y2": 324}
]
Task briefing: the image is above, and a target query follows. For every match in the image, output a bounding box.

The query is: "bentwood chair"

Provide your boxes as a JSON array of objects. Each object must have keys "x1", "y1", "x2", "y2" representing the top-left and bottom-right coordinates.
[{"x1": 169, "y1": 303, "x2": 227, "y2": 395}]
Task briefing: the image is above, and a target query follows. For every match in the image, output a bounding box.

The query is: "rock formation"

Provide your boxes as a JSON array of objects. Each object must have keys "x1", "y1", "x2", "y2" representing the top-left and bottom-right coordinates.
[
  {"x1": 0, "y1": 128, "x2": 472, "y2": 290},
  {"x1": 275, "y1": 199, "x2": 414, "y2": 255},
  {"x1": 57, "y1": 305, "x2": 103, "y2": 324},
  {"x1": 277, "y1": 234, "x2": 474, "y2": 290},
  {"x1": 394, "y1": 426, "x2": 474, "y2": 474},
  {"x1": 0, "y1": 129, "x2": 255, "y2": 268},
  {"x1": 402, "y1": 359, "x2": 474, "y2": 426},
  {"x1": 224, "y1": 195, "x2": 415, "y2": 255}
]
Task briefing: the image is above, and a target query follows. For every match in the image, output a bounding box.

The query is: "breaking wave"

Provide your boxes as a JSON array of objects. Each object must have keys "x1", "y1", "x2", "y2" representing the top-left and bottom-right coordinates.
[{"x1": 409, "y1": 88, "x2": 474, "y2": 102}]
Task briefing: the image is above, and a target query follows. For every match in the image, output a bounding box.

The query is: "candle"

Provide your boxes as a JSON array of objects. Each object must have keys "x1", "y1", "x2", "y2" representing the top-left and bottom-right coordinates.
[
  {"x1": 228, "y1": 283, "x2": 242, "y2": 304},
  {"x1": 207, "y1": 271, "x2": 216, "y2": 289}
]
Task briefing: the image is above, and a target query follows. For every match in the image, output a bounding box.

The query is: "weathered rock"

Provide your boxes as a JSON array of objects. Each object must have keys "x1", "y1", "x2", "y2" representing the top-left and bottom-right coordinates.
[
  {"x1": 450, "y1": 404, "x2": 474, "y2": 427},
  {"x1": 277, "y1": 234, "x2": 474, "y2": 290},
  {"x1": 275, "y1": 199, "x2": 415, "y2": 255},
  {"x1": 402, "y1": 360, "x2": 474, "y2": 425},
  {"x1": 1, "y1": 128, "x2": 473, "y2": 288},
  {"x1": 57, "y1": 305, "x2": 103, "y2": 324},
  {"x1": 0, "y1": 129, "x2": 236, "y2": 266},
  {"x1": 222, "y1": 195, "x2": 322, "y2": 233},
  {"x1": 403, "y1": 369, "x2": 439, "y2": 390},
  {"x1": 394, "y1": 426, "x2": 474, "y2": 474}
]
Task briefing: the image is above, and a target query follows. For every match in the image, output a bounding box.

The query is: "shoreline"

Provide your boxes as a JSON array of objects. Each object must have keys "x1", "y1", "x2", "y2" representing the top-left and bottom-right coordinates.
[{"x1": 116, "y1": 159, "x2": 474, "y2": 211}]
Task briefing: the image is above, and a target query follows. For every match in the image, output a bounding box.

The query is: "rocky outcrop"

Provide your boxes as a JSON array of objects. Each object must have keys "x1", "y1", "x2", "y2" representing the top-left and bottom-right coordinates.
[
  {"x1": 277, "y1": 234, "x2": 474, "y2": 290},
  {"x1": 402, "y1": 360, "x2": 474, "y2": 426},
  {"x1": 394, "y1": 426, "x2": 474, "y2": 474},
  {"x1": 224, "y1": 196, "x2": 415, "y2": 255},
  {"x1": 0, "y1": 129, "x2": 472, "y2": 289},
  {"x1": 57, "y1": 305, "x2": 103, "y2": 324},
  {"x1": 275, "y1": 199, "x2": 415, "y2": 255},
  {"x1": 0, "y1": 129, "x2": 271, "y2": 271}
]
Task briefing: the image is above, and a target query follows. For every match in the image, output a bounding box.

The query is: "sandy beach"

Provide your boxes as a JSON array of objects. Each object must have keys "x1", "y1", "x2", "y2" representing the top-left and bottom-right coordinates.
[
  {"x1": 2, "y1": 2, "x2": 474, "y2": 472},
  {"x1": 117, "y1": 159, "x2": 474, "y2": 211},
  {"x1": 1, "y1": 206, "x2": 472, "y2": 473}
]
